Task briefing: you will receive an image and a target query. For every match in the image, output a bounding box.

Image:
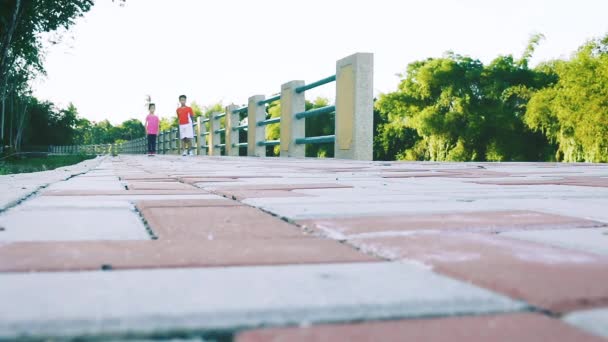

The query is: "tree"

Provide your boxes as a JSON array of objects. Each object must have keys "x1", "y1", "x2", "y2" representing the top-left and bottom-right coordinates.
[
  {"x1": 1, "y1": 0, "x2": 94, "y2": 149},
  {"x1": 375, "y1": 35, "x2": 554, "y2": 161},
  {"x1": 525, "y1": 35, "x2": 608, "y2": 162},
  {"x1": 118, "y1": 118, "x2": 145, "y2": 141}
]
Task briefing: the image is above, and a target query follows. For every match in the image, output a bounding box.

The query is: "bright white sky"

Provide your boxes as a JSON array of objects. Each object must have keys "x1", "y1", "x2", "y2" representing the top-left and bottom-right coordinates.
[{"x1": 32, "y1": 0, "x2": 608, "y2": 124}]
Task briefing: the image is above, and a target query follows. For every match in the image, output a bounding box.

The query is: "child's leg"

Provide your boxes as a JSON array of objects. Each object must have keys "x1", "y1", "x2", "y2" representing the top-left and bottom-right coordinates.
[
  {"x1": 151, "y1": 134, "x2": 157, "y2": 153},
  {"x1": 147, "y1": 134, "x2": 153, "y2": 154}
]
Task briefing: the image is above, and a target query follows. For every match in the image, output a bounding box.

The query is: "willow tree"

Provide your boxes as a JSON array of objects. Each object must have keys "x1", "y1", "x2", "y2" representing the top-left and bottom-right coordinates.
[{"x1": 525, "y1": 35, "x2": 608, "y2": 162}]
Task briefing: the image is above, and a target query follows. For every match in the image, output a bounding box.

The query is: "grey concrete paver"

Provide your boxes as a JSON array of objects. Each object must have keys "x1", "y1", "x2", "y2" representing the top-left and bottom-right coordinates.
[
  {"x1": 0, "y1": 262, "x2": 526, "y2": 339},
  {"x1": 564, "y1": 308, "x2": 608, "y2": 339},
  {"x1": 0, "y1": 208, "x2": 149, "y2": 241}
]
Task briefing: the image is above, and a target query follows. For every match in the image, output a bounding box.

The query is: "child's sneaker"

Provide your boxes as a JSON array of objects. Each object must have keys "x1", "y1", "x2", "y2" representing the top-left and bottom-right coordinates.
[
  {"x1": 182, "y1": 150, "x2": 187, "y2": 156},
  {"x1": 188, "y1": 150, "x2": 194, "y2": 156}
]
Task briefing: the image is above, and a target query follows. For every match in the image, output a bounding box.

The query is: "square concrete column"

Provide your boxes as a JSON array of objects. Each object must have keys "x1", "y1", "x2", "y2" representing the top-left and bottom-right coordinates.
[
  {"x1": 160, "y1": 131, "x2": 164, "y2": 154},
  {"x1": 247, "y1": 95, "x2": 266, "y2": 157},
  {"x1": 171, "y1": 129, "x2": 177, "y2": 154},
  {"x1": 225, "y1": 105, "x2": 240, "y2": 156},
  {"x1": 335, "y1": 52, "x2": 374, "y2": 161},
  {"x1": 197, "y1": 117, "x2": 207, "y2": 156},
  {"x1": 195, "y1": 117, "x2": 202, "y2": 156},
  {"x1": 209, "y1": 112, "x2": 222, "y2": 156},
  {"x1": 280, "y1": 80, "x2": 306, "y2": 158},
  {"x1": 164, "y1": 130, "x2": 170, "y2": 154}
]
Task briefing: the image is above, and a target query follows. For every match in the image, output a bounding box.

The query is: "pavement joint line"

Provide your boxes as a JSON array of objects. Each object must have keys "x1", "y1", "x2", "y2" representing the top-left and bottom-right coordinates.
[
  {"x1": 132, "y1": 205, "x2": 158, "y2": 240},
  {"x1": 0, "y1": 155, "x2": 107, "y2": 214},
  {"x1": 0, "y1": 167, "x2": 93, "y2": 215},
  {"x1": 206, "y1": 186, "x2": 404, "y2": 265},
  {"x1": 0, "y1": 183, "x2": 49, "y2": 215},
  {"x1": 210, "y1": 184, "x2": 430, "y2": 270},
  {"x1": 0, "y1": 327, "x2": 233, "y2": 342}
]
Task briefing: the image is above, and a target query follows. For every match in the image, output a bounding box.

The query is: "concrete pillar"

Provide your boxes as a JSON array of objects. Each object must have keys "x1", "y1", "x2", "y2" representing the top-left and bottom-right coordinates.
[
  {"x1": 247, "y1": 95, "x2": 266, "y2": 157},
  {"x1": 280, "y1": 80, "x2": 306, "y2": 158},
  {"x1": 335, "y1": 52, "x2": 374, "y2": 161},
  {"x1": 225, "y1": 105, "x2": 240, "y2": 156},
  {"x1": 172, "y1": 128, "x2": 178, "y2": 154},
  {"x1": 195, "y1": 117, "x2": 202, "y2": 156},
  {"x1": 200, "y1": 117, "x2": 207, "y2": 155},
  {"x1": 209, "y1": 112, "x2": 222, "y2": 156}
]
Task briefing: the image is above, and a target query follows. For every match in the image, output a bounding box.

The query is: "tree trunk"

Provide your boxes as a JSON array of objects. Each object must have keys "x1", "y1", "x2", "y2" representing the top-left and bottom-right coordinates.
[
  {"x1": 0, "y1": 0, "x2": 23, "y2": 149},
  {"x1": 0, "y1": 0, "x2": 23, "y2": 96},
  {"x1": 14, "y1": 98, "x2": 28, "y2": 151},
  {"x1": 8, "y1": 90, "x2": 14, "y2": 149},
  {"x1": 1, "y1": 95, "x2": 5, "y2": 145}
]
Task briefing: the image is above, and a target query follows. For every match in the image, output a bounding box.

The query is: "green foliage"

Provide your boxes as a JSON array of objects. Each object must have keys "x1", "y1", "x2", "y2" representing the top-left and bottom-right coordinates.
[
  {"x1": 0, "y1": 154, "x2": 95, "y2": 175},
  {"x1": 374, "y1": 107, "x2": 420, "y2": 160},
  {"x1": 305, "y1": 98, "x2": 334, "y2": 158},
  {"x1": 264, "y1": 97, "x2": 332, "y2": 157},
  {"x1": 375, "y1": 36, "x2": 556, "y2": 162},
  {"x1": 265, "y1": 101, "x2": 281, "y2": 156},
  {"x1": 1, "y1": 0, "x2": 95, "y2": 149},
  {"x1": 525, "y1": 35, "x2": 608, "y2": 162}
]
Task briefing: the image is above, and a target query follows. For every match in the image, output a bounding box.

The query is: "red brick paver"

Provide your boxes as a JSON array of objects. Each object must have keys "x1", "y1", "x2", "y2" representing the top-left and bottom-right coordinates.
[
  {"x1": 298, "y1": 211, "x2": 605, "y2": 237},
  {"x1": 472, "y1": 176, "x2": 608, "y2": 188},
  {"x1": 41, "y1": 189, "x2": 208, "y2": 196},
  {"x1": 135, "y1": 199, "x2": 242, "y2": 209},
  {"x1": 349, "y1": 233, "x2": 608, "y2": 313},
  {"x1": 236, "y1": 313, "x2": 605, "y2": 342},
  {"x1": 139, "y1": 205, "x2": 309, "y2": 240},
  {"x1": 126, "y1": 182, "x2": 197, "y2": 190},
  {"x1": 0, "y1": 239, "x2": 378, "y2": 272}
]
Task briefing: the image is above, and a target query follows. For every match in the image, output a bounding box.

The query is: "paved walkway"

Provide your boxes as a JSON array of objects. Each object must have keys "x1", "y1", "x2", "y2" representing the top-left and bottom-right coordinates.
[{"x1": 1, "y1": 155, "x2": 608, "y2": 341}]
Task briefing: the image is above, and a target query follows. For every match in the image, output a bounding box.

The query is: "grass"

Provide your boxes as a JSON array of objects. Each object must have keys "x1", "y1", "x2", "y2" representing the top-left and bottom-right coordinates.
[{"x1": 0, "y1": 154, "x2": 96, "y2": 175}]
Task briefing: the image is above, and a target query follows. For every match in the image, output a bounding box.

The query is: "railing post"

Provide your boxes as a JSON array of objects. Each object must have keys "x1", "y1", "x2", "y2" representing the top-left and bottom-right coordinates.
[
  {"x1": 165, "y1": 130, "x2": 170, "y2": 154},
  {"x1": 209, "y1": 112, "x2": 222, "y2": 156},
  {"x1": 200, "y1": 118, "x2": 208, "y2": 156},
  {"x1": 195, "y1": 117, "x2": 202, "y2": 156},
  {"x1": 247, "y1": 95, "x2": 266, "y2": 157},
  {"x1": 335, "y1": 52, "x2": 374, "y2": 160},
  {"x1": 225, "y1": 105, "x2": 240, "y2": 156},
  {"x1": 280, "y1": 80, "x2": 306, "y2": 158}
]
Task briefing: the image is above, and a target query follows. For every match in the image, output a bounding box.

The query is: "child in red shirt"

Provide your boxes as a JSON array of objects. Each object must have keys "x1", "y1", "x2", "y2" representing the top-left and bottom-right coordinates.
[{"x1": 177, "y1": 95, "x2": 194, "y2": 156}]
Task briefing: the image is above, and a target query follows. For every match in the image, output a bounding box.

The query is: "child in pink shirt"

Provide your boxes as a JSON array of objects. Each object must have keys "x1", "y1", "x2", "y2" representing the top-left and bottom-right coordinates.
[{"x1": 145, "y1": 103, "x2": 160, "y2": 155}]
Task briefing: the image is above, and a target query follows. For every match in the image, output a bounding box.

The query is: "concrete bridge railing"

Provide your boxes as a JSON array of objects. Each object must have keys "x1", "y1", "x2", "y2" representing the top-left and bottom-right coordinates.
[{"x1": 56, "y1": 53, "x2": 374, "y2": 160}]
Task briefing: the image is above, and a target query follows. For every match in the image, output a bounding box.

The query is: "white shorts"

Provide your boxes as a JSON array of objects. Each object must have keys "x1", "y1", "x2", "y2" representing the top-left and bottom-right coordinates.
[{"x1": 179, "y1": 124, "x2": 194, "y2": 139}]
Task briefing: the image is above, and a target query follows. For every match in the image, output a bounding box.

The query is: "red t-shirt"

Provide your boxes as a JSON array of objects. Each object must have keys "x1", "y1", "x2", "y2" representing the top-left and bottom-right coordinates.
[{"x1": 176, "y1": 106, "x2": 194, "y2": 125}]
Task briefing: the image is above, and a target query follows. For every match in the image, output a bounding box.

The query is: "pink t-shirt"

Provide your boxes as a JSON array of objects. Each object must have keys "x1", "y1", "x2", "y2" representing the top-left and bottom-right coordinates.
[{"x1": 146, "y1": 114, "x2": 159, "y2": 135}]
